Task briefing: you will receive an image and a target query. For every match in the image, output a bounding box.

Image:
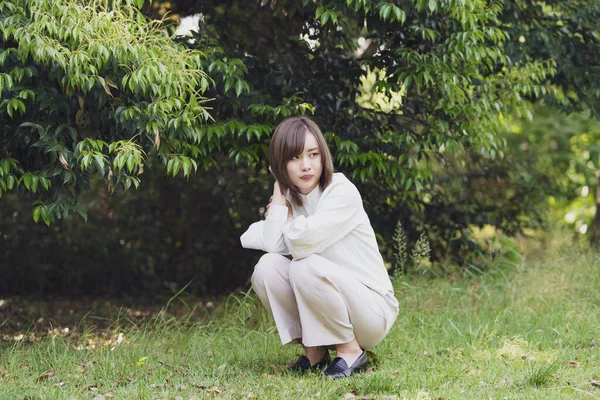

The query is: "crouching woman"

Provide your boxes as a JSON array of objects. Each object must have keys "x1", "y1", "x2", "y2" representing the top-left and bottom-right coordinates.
[{"x1": 240, "y1": 117, "x2": 398, "y2": 379}]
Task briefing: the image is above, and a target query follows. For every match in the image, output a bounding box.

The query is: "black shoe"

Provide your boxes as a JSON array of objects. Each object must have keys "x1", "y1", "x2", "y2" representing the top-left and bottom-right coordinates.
[
  {"x1": 288, "y1": 349, "x2": 331, "y2": 374},
  {"x1": 323, "y1": 350, "x2": 368, "y2": 379}
]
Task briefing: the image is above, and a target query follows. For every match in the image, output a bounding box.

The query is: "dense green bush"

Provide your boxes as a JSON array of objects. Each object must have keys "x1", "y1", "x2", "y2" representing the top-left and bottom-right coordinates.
[
  {"x1": 2, "y1": 0, "x2": 599, "y2": 294},
  {"x1": 0, "y1": 160, "x2": 271, "y2": 295}
]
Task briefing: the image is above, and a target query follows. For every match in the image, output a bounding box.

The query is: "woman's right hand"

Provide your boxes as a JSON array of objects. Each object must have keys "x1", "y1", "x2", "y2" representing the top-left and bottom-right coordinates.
[
  {"x1": 266, "y1": 167, "x2": 293, "y2": 221},
  {"x1": 271, "y1": 180, "x2": 287, "y2": 205}
]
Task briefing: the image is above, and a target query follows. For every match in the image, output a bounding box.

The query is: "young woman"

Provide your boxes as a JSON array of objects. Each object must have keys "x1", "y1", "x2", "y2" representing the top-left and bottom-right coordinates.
[{"x1": 240, "y1": 117, "x2": 398, "y2": 379}]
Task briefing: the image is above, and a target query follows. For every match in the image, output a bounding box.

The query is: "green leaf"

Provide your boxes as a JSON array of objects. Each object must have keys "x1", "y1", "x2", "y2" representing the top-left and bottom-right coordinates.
[
  {"x1": 182, "y1": 159, "x2": 191, "y2": 177},
  {"x1": 40, "y1": 177, "x2": 50, "y2": 191},
  {"x1": 6, "y1": 175, "x2": 15, "y2": 190},
  {"x1": 126, "y1": 156, "x2": 135, "y2": 173},
  {"x1": 31, "y1": 176, "x2": 39, "y2": 193},
  {"x1": 235, "y1": 80, "x2": 244, "y2": 97},
  {"x1": 33, "y1": 206, "x2": 41, "y2": 223},
  {"x1": 172, "y1": 159, "x2": 182, "y2": 176},
  {"x1": 380, "y1": 4, "x2": 391, "y2": 21},
  {"x1": 22, "y1": 174, "x2": 32, "y2": 190},
  {"x1": 428, "y1": 0, "x2": 436, "y2": 12},
  {"x1": 224, "y1": 77, "x2": 234, "y2": 93}
]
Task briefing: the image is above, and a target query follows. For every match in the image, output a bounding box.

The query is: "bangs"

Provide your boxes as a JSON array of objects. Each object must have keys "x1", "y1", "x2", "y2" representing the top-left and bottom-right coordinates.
[{"x1": 281, "y1": 124, "x2": 308, "y2": 162}]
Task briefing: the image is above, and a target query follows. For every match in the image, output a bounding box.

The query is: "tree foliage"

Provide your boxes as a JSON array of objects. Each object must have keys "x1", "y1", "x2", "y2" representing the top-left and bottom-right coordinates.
[
  {"x1": 1, "y1": 0, "x2": 599, "y2": 294},
  {"x1": 0, "y1": 0, "x2": 210, "y2": 224},
  {"x1": 170, "y1": 0, "x2": 559, "y2": 265},
  {"x1": 502, "y1": 0, "x2": 600, "y2": 115},
  {"x1": 501, "y1": 0, "x2": 600, "y2": 245},
  {"x1": 185, "y1": 0, "x2": 555, "y2": 194}
]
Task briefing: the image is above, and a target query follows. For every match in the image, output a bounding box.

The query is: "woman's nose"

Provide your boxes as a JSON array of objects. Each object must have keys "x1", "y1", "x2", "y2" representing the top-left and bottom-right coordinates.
[{"x1": 302, "y1": 158, "x2": 310, "y2": 170}]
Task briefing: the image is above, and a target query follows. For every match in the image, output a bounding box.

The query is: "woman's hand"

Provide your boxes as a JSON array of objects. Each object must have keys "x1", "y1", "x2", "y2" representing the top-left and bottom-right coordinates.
[
  {"x1": 271, "y1": 180, "x2": 287, "y2": 205},
  {"x1": 265, "y1": 166, "x2": 294, "y2": 222}
]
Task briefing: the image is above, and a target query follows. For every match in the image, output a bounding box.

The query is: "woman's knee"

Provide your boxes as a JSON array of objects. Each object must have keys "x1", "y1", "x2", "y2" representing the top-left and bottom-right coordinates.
[
  {"x1": 251, "y1": 253, "x2": 289, "y2": 289},
  {"x1": 288, "y1": 255, "x2": 323, "y2": 289}
]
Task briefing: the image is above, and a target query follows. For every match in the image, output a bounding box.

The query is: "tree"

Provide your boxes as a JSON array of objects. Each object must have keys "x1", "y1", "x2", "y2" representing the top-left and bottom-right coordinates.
[
  {"x1": 501, "y1": 0, "x2": 600, "y2": 245},
  {"x1": 165, "y1": 0, "x2": 556, "y2": 264},
  {"x1": 0, "y1": 0, "x2": 211, "y2": 224},
  {"x1": 3, "y1": 0, "x2": 597, "y2": 295}
]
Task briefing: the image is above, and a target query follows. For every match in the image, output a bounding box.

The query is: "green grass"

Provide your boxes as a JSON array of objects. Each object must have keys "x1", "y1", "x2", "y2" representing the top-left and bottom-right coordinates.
[{"x1": 1, "y1": 232, "x2": 600, "y2": 399}]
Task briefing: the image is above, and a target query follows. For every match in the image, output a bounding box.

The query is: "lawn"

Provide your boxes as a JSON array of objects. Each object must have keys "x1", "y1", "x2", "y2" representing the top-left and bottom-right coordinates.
[{"x1": 1, "y1": 232, "x2": 599, "y2": 399}]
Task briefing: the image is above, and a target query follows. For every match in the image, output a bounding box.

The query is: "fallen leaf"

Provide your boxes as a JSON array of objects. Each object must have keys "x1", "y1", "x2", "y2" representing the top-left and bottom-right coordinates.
[
  {"x1": 591, "y1": 380, "x2": 600, "y2": 388},
  {"x1": 196, "y1": 385, "x2": 223, "y2": 393},
  {"x1": 92, "y1": 396, "x2": 106, "y2": 400},
  {"x1": 343, "y1": 394, "x2": 356, "y2": 400},
  {"x1": 535, "y1": 329, "x2": 544, "y2": 333},
  {"x1": 105, "y1": 392, "x2": 115, "y2": 398},
  {"x1": 175, "y1": 397, "x2": 183, "y2": 400},
  {"x1": 269, "y1": 363, "x2": 286, "y2": 371},
  {"x1": 569, "y1": 361, "x2": 580, "y2": 367},
  {"x1": 54, "y1": 381, "x2": 65, "y2": 387},
  {"x1": 207, "y1": 386, "x2": 222, "y2": 393},
  {"x1": 37, "y1": 369, "x2": 55, "y2": 381},
  {"x1": 179, "y1": 385, "x2": 187, "y2": 391},
  {"x1": 83, "y1": 384, "x2": 98, "y2": 391},
  {"x1": 78, "y1": 361, "x2": 94, "y2": 372},
  {"x1": 366, "y1": 367, "x2": 374, "y2": 373},
  {"x1": 497, "y1": 379, "x2": 506, "y2": 388}
]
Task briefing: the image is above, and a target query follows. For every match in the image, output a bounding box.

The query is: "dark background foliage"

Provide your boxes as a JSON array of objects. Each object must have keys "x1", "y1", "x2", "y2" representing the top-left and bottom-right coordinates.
[{"x1": 1, "y1": 0, "x2": 599, "y2": 296}]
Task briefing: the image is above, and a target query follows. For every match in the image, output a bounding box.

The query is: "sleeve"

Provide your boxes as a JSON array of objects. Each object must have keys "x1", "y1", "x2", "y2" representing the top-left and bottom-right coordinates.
[
  {"x1": 240, "y1": 204, "x2": 290, "y2": 254},
  {"x1": 282, "y1": 180, "x2": 361, "y2": 259}
]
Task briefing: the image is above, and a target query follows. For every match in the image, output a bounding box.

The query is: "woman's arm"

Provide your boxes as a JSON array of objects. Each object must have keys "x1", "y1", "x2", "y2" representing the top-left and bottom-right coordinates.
[
  {"x1": 282, "y1": 178, "x2": 361, "y2": 259},
  {"x1": 240, "y1": 181, "x2": 293, "y2": 254}
]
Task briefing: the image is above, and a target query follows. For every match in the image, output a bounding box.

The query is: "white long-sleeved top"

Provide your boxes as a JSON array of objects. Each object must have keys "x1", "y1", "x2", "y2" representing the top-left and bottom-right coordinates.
[{"x1": 240, "y1": 173, "x2": 394, "y2": 296}]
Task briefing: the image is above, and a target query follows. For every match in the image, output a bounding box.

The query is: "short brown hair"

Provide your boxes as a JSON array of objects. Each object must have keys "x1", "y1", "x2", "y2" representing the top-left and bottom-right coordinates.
[{"x1": 269, "y1": 117, "x2": 334, "y2": 206}]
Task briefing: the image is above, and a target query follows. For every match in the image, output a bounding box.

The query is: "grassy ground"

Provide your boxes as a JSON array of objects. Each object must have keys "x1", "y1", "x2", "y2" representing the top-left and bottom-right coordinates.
[{"x1": 1, "y1": 232, "x2": 599, "y2": 399}]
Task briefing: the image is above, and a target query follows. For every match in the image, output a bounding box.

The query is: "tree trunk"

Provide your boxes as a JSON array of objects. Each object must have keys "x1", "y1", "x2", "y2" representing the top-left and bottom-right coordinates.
[{"x1": 592, "y1": 170, "x2": 600, "y2": 248}]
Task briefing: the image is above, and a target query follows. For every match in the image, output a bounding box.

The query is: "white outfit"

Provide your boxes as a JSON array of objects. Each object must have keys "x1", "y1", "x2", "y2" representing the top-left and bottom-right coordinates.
[{"x1": 241, "y1": 173, "x2": 398, "y2": 349}]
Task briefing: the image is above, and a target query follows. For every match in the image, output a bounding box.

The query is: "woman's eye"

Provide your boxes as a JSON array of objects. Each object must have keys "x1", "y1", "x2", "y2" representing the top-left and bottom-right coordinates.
[
  {"x1": 291, "y1": 156, "x2": 300, "y2": 160},
  {"x1": 310, "y1": 152, "x2": 319, "y2": 157}
]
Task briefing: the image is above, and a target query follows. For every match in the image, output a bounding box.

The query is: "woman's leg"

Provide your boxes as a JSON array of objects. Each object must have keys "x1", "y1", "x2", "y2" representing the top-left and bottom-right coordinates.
[
  {"x1": 251, "y1": 253, "x2": 331, "y2": 366},
  {"x1": 250, "y1": 253, "x2": 303, "y2": 346},
  {"x1": 288, "y1": 254, "x2": 399, "y2": 363}
]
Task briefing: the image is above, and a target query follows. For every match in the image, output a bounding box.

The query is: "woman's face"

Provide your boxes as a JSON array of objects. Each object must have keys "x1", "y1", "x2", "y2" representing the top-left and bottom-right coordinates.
[{"x1": 286, "y1": 131, "x2": 323, "y2": 195}]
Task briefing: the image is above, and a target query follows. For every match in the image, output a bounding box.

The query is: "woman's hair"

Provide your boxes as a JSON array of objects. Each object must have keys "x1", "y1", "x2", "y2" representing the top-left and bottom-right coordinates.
[{"x1": 269, "y1": 116, "x2": 334, "y2": 206}]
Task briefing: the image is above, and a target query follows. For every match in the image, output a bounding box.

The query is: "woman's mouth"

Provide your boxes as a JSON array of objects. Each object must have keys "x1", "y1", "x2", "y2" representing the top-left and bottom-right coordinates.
[{"x1": 300, "y1": 174, "x2": 313, "y2": 181}]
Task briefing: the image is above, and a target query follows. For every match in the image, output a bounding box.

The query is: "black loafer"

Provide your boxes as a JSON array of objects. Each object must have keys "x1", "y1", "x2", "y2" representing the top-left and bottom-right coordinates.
[
  {"x1": 288, "y1": 349, "x2": 331, "y2": 374},
  {"x1": 323, "y1": 350, "x2": 368, "y2": 379}
]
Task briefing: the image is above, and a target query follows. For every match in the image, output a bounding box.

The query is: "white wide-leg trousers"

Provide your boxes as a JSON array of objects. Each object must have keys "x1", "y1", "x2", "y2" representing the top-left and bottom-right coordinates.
[{"x1": 251, "y1": 253, "x2": 399, "y2": 349}]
